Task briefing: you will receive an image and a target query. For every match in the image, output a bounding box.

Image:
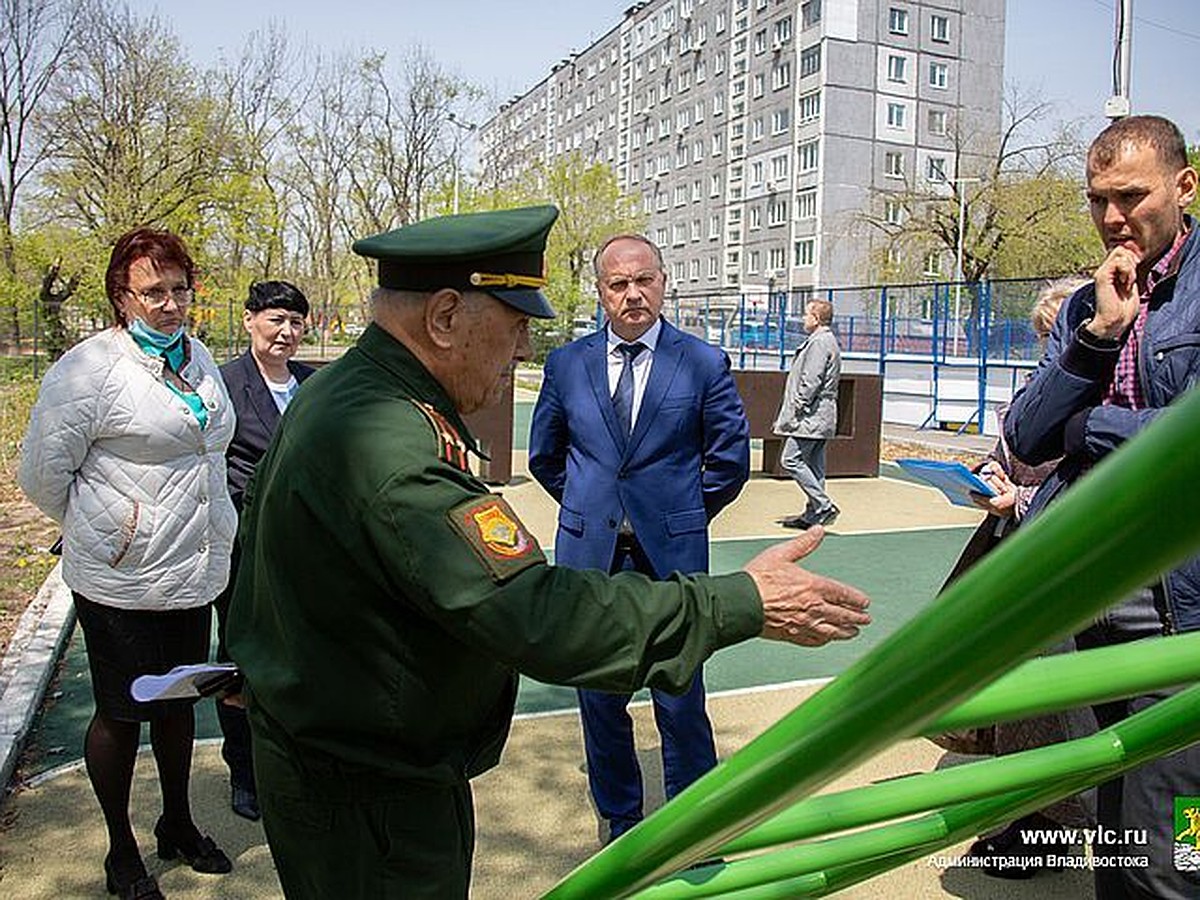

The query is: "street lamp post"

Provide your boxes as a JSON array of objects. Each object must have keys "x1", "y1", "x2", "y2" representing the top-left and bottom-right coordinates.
[
  {"x1": 447, "y1": 113, "x2": 477, "y2": 215},
  {"x1": 951, "y1": 175, "x2": 981, "y2": 356}
]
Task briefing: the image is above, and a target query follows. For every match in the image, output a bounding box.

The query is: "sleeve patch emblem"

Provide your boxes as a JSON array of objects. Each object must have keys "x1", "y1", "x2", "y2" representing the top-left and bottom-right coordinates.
[{"x1": 448, "y1": 495, "x2": 545, "y2": 582}]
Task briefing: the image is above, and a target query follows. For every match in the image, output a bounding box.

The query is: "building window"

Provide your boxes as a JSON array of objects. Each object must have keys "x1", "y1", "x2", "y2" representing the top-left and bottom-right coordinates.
[
  {"x1": 772, "y1": 61, "x2": 791, "y2": 90},
  {"x1": 929, "y1": 61, "x2": 948, "y2": 89},
  {"x1": 888, "y1": 7, "x2": 909, "y2": 36},
  {"x1": 751, "y1": 159, "x2": 765, "y2": 185},
  {"x1": 798, "y1": 138, "x2": 819, "y2": 172},
  {"x1": 709, "y1": 215, "x2": 721, "y2": 239},
  {"x1": 924, "y1": 251, "x2": 942, "y2": 277},
  {"x1": 795, "y1": 238, "x2": 815, "y2": 267},
  {"x1": 673, "y1": 224, "x2": 687, "y2": 246},
  {"x1": 768, "y1": 199, "x2": 788, "y2": 226},
  {"x1": 800, "y1": 45, "x2": 821, "y2": 78},
  {"x1": 771, "y1": 153, "x2": 789, "y2": 180},
  {"x1": 774, "y1": 17, "x2": 793, "y2": 45},
  {"x1": 797, "y1": 188, "x2": 817, "y2": 219},
  {"x1": 690, "y1": 258, "x2": 700, "y2": 281},
  {"x1": 713, "y1": 92, "x2": 725, "y2": 115},
  {"x1": 749, "y1": 206, "x2": 762, "y2": 229},
  {"x1": 674, "y1": 185, "x2": 688, "y2": 206},
  {"x1": 886, "y1": 102, "x2": 905, "y2": 128},
  {"x1": 710, "y1": 173, "x2": 722, "y2": 196},
  {"x1": 708, "y1": 255, "x2": 720, "y2": 278},
  {"x1": 747, "y1": 250, "x2": 761, "y2": 274},
  {"x1": 801, "y1": 0, "x2": 821, "y2": 29},
  {"x1": 771, "y1": 107, "x2": 790, "y2": 134},
  {"x1": 752, "y1": 73, "x2": 765, "y2": 98},
  {"x1": 751, "y1": 117, "x2": 764, "y2": 141},
  {"x1": 884, "y1": 198, "x2": 904, "y2": 224},
  {"x1": 931, "y1": 14, "x2": 950, "y2": 43},
  {"x1": 769, "y1": 246, "x2": 786, "y2": 271},
  {"x1": 884, "y1": 150, "x2": 904, "y2": 177},
  {"x1": 691, "y1": 180, "x2": 703, "y2": 202},
  {"x1": 754, "y1": 29, "x2": 768, "y2": 54},
  {"x1": 887, "y1": 54, "x2": 907, "y2": 83},
  {"x1": 927, "y1": 155, "x2": 947, "y2": 182},
  {"x1": 928, "y1": 108, "x2": 948, "y2": 135},
  {"x1": 798, "y1": 90, "x2": 821, "y2": 123}
]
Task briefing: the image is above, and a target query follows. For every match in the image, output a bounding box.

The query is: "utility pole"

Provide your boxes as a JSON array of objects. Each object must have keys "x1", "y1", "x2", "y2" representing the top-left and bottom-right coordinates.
[
  {"x1": 951, "y1": 175, "x2": 981, "y2": 357},
  {"x1": 447, "y1": 113, "x2": 478, "y2": 215},
  {"x1": 1105, "y1": 0, "x2": 1133, "y2": 119}
]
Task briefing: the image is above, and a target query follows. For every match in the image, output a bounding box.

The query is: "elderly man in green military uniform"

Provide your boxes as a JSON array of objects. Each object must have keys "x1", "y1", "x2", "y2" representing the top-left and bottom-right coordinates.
[{"x1": 227, "y1": 205, "x2": 871, "y2": 899}]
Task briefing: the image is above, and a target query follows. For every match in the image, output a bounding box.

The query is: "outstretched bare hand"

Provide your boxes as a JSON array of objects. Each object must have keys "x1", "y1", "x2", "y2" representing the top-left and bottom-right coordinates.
[{"x1": 745, "y1": 527, "x2": 871, "y2": 647}]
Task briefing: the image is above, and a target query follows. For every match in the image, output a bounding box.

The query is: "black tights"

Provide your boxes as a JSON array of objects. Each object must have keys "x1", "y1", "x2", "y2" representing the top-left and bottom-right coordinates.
[{"x1": 84, "y1": 707, "x2": 199, "y2": 859}]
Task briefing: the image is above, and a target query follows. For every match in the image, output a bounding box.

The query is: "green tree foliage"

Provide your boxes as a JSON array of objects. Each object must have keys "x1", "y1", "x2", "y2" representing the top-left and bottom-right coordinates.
[
  {"x1": 860, "y1": 90, "x2": 1100, "y2": 321},
  {"x1": 40, "y1": 3, "x2": 225, "y2": 239},
  {"x1": 460, "y1": 153, "x2": 644, "y2": 357},
  {"x1": 0, "y1": 0, "x2": 80, "y2": 349}
]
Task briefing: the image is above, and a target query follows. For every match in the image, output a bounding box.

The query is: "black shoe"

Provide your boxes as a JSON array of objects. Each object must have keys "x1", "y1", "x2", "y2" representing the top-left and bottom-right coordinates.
[
  {"x1": 231, "y1": 784, "x2": 261, "y2": 821},
  {"x1": 104, "y1": 851, "x2": 164, "y2": 899},
  {"x1": 779, "y1": 515, "x2": 814, "y2": 529},
  {"x1": 809, "y1": 505, "x2": 840, "y2": 527},
  {"x1": 155, "y1": 817, "x2": 233, "y2": 874}
]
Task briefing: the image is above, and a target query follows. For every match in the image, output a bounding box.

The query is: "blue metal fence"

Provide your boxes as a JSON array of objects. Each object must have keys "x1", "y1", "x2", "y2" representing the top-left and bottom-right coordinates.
[{"x1": 639, "y1": 277, "x2": 1053, "y2": 370}]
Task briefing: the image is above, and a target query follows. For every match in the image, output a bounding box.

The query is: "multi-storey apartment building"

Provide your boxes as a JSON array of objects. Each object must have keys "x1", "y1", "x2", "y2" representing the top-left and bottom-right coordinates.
[{"x1": 478, "y1": 1, "x2": 1005, "y2": 311}]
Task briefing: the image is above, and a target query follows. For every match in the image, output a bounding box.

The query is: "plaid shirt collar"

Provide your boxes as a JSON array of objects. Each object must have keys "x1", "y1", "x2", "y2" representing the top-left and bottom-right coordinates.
[
  {"x1": 1143, "y1": 225, "x2": 1190, "y2": 300},
  {"x1": 1104, "y1": 224, "x2": 1191, "y2": 410}
]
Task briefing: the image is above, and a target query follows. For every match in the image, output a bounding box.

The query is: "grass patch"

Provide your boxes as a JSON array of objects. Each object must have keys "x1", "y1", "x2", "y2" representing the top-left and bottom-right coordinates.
[{"x1": 0, "y1": 358, "x2": 58, "y2": 656}]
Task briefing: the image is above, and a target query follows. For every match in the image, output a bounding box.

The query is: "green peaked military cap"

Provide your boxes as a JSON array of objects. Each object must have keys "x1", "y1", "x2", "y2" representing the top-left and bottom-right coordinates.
[{"x1": 351, "y1": 205, "x2": 559, "y2": 319}]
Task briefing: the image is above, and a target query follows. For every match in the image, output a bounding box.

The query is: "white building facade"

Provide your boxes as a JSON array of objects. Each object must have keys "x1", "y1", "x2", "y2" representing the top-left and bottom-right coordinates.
[{"x1": 479, "y1": 0, "x2": 1006, "y2": 308}]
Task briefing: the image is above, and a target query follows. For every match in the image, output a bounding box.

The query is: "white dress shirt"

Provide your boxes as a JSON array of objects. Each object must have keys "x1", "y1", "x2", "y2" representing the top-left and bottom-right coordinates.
[{"x1": 605, "y1": 318, "x2": 662, "y2": 431}]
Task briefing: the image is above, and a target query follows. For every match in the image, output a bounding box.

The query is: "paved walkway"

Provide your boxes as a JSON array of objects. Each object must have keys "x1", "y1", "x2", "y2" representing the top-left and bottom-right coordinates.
[{"x1": 0, "y1": 428, "x2": 1096, "y2": 899}]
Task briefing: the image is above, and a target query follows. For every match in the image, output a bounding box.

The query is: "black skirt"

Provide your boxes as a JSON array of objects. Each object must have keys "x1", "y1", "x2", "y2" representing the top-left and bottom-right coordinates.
[{"x1": 72, "y1": 592, "x2": 211, "y2": 722}]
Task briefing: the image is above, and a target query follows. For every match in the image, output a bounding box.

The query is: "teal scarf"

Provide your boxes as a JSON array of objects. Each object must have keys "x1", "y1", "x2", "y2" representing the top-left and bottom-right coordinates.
[{"x1": 128, "y1": 319, "x2": 208, "y2": 430}]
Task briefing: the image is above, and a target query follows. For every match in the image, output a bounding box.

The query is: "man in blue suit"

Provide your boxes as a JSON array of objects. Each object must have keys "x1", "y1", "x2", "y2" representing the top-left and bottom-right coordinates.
[{"x1": 529, "y1": 233, "x2": 750, "y2": 841}]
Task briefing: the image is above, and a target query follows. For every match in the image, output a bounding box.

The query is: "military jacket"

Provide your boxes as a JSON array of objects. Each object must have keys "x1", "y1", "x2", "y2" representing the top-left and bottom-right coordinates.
[{"x1": 227, "y1": 324, "x2": 763, "y2": 788}]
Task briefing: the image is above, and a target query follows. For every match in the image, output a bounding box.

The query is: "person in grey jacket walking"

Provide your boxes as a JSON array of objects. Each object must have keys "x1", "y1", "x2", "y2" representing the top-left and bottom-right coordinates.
[{"x1": 773, "y1": 299, "x2": 842, "y2": 529}]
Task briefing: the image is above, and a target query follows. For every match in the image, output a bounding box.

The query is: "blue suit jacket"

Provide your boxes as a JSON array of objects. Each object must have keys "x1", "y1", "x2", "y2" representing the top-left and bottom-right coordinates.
[{"x1": 529, "y1": 320, "x2": 750, "y2": 578}]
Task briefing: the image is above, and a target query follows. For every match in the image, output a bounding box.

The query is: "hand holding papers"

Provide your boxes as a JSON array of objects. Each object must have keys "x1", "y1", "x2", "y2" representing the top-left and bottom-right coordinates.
[
  {"x1": 131, "y1": 662, "x2": 241, "y2": 702},
  {"x1": 895, "y1": 458, "x2": 997, "y2": 508}
]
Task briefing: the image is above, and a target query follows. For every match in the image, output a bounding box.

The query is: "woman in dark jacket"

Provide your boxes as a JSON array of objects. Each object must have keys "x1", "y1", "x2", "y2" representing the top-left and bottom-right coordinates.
[{"x1": 215, "y1": 281, "x2": 314, "y2": 820}]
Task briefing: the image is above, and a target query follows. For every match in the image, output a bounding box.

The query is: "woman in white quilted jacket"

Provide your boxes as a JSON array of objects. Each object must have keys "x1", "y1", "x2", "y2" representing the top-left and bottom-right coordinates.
[{"x1": 19, "y1": 228, "x2": 237, "y2": 900}]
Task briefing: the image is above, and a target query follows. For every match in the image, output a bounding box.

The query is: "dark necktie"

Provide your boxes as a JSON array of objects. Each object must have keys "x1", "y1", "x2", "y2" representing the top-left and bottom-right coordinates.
[{"x1": 612, "y1": 342, "x2": 646, "y2": 435}]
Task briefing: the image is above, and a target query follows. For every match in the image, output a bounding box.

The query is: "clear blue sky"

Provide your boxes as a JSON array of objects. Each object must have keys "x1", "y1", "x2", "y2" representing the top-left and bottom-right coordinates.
[{"x1": 143, "y1": 0, "x2": 1199, "y2": 143}]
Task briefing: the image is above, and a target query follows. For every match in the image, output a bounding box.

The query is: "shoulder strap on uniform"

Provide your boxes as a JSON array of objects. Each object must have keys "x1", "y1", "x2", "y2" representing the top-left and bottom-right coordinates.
[{"x1": 410, "y1": 399, "x2": 470, "y2": 472}]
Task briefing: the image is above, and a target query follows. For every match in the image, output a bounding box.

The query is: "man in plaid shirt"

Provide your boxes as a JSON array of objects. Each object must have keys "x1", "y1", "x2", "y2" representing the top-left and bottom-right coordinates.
[{"x1": 1006, "y1": 115, "x2": 1200, "y2": 900}]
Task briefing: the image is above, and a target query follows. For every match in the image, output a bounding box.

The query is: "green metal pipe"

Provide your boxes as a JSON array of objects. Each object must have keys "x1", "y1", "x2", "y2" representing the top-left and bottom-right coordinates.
[
  {"x1": 717, "y1": 631, "x2": 1200, "y2": 855},
  {"x1": 716, "y1": 727, "x2": 1119, "y2": 856},
  {"x1": 634, "y1": 683, "x2": 1200, "y2": 899},
  {"x1": 924, "y1": 630, "x2": 1200, "y2": 733},
  {"x1": 544, "y1": 387, "x2": 1200, "y2": 900}
]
